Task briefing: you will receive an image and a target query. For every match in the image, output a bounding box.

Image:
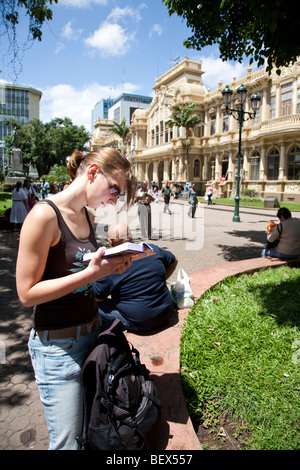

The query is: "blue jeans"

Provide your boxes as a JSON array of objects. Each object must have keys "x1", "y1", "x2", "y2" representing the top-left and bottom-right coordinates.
[
  {"x1": 261, "y1": 247, "x2": 300, "y2": 260},
  {"x1": 98, "y1": 300, "x2": 174, "y2": 332},
  {"x1": 97, "y1": 300, "x2": 131, "y2": 329},
  {"x1": 28, "y1": 320, "x2": 101, "y2": 450}
]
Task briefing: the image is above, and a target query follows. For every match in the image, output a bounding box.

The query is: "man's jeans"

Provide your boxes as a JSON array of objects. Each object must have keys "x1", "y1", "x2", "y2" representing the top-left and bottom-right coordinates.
[
  {"x1": 28, "y1": 322, "x2": 101, "y2": 450},
  {"x1": 261, "y1": 247, "x2": 300, "y2": 259}
]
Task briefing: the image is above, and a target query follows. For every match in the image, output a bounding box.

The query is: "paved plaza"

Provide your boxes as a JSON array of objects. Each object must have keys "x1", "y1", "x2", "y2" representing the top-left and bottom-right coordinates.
[{"x1": 0, "y1": 197, "x2": 291, "y2": 450}]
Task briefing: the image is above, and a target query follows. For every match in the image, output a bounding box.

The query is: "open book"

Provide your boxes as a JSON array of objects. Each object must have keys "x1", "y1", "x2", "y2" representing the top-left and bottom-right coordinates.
[{"x1": 82, "y1": 242, "x2": 155, "y2": 262}]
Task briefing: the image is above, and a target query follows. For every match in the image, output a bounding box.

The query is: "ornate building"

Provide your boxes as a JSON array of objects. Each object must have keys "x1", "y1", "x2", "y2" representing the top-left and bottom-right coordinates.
[{"x1": 129, "y1": 57, "x2": 300, "y2": 203}]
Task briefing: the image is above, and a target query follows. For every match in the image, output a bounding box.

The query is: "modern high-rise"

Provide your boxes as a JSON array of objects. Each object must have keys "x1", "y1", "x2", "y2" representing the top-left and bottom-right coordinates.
[
  {"x1": 0, "y1": 82, "x2": 42, "y2": 139},
  {"x1": 91, "y1": 93, "x2": 152, "y2": 131},
  {"x1": 0, "y1": 82, "x2": 42, "y2": 171}
]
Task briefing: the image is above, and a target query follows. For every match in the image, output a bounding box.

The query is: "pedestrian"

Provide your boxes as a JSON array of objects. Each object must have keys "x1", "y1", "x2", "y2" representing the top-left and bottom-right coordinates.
[
  {"x1": 187, "y1": 182, "x2": 198, "y2": 218},
  {"x1": 161, "y1": 181, "x2": 174, "y2": 214},
  {"x1": 16, "y1": 148, "x2": 136, "y2": 450},
  {"x1": 151, "y1": 181, "x2": 159, "y2": 202},
  {"x1": 40, "y1": 178, "x2": 50, "y2": 199},
  {"x1": 9, "y1": 181, "x2": 28, "y2": 230},
  {"x1": 47, "y1": 183, "x2": 59, "y2": 197},
  {"x1": 135, "y1": 180, "x2": 154, "y2": 239},
  {"x1": 23, "y1": 179, "x2": 39, "y2": 210},
  {"x1": 207, "y1": 185, "x2": 213, "y2": 205},
  {"x1": 94, "y1": 222, "x2": 178, "y2": 332}
]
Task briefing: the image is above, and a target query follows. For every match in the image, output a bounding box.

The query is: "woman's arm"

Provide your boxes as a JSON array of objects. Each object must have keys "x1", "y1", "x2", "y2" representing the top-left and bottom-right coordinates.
[{"x1": 16, "y1": 204, "x2": 132, "y2": 307}]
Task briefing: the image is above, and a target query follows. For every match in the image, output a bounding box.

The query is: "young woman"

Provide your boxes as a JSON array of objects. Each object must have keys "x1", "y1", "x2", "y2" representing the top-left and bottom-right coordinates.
[{"x1": 16, "y1": 148, "x2": 136, "y2": 449}]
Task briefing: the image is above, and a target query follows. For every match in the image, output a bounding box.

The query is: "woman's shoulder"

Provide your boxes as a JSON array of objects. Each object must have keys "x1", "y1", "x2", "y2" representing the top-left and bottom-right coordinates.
[{"x1": 27, "y1": 201, "x2": 57, "y2": 224}]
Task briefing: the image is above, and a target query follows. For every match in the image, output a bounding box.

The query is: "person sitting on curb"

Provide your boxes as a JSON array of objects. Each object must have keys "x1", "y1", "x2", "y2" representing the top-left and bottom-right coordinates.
[
  {"x1": 261, "y1": 207, "x2": 300, "y2": 260},
  {"x1": 93, "y1": 222, "x2": 178, "y2": 332}
]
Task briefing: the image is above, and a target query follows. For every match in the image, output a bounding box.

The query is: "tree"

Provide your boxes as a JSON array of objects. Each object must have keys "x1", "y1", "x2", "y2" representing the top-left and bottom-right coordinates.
[
  {"x1": 165, "y1": 102, "x2": 202, "y2": 180},
  {"x1": 1, "y1": 0, "x2": 58, "y2": 75},
  {"x1": 162, "y1": 0, "x2": 299, "y2": 73},
  {"x1": 4, "y1": 117, "x2": 90, "y2": 177},
  {"x1": 46, "y1": 117, "x2": 90, "y2": 164},
  {"x1": 1, "y1": 0, "x2": 57, "y2": 41},
  {"x1": 43, "y1": 165, "x2": 69, "y2": 186},
  {"x1": 110, "y1": 118, "x2": 131, "y2": 154}
]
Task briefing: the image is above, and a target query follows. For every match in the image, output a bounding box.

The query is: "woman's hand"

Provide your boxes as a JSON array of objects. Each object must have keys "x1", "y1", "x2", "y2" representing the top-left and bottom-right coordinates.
[{"x1": 87, "y1": 247, "x2": 133, "y2": 279}]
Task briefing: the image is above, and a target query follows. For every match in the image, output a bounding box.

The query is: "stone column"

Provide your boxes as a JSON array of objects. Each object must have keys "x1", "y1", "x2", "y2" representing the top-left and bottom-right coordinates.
[{"x1": 279, "y1": 143, "x2": 285, "y2": 180}]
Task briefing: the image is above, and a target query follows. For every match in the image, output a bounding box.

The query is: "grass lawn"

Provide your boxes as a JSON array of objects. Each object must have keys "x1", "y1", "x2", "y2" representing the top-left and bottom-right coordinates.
[
  {"x1": 181, "y1": 265, "x2": 300, "y2": 450},
  {"x1": 0, "y1": 192, "x2": 12, "y2": 215},
  {"x1": 198, "y1": 197, "x2": 300, "y2": 211}
]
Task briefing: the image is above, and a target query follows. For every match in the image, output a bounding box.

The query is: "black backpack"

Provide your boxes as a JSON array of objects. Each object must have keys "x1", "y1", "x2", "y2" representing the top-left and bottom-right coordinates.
[{"x1": 77, "y1": 319, "x2": 160, "y2": 450}]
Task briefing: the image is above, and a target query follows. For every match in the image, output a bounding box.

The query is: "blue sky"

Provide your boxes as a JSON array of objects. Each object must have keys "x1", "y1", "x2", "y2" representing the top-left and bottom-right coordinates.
[{"x1": 1, "y1": 0, "x2": 251, "y2": 132}]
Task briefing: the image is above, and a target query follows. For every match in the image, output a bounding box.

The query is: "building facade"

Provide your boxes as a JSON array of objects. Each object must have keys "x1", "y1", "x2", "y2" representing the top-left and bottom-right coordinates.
[{"x1": 129, "y1": 57, "x2": 300, "y2": 203}]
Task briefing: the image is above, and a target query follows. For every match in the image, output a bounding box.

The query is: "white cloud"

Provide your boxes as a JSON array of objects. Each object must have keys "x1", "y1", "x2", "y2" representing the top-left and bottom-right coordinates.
[
  {"x1": 59, "y1": 0, "x2": 108, "y2": 7},
  {"x1": 61, "y1": 21, "x2": 83, "y2": 40},
  {"x1": 85, "y1": 22, "x2": 135, "y2": 56},
  {"x1": 107, "y1": 4, "x2": 147, "y2": 23},
  {"x1": 149, "y1": 24, "x2": 162, "y2": 38},
  {"x1": 40, "y1": 82, "x2": 140, "y2": 131},
  {"x1": 200, "y1": 56, "x2": 248, "y2": 90},
  {"x1": 54, "y1": 21, "x2": 83, "y2": 54},
  {"x1": 84, "y1": 4, "x2": 146, "y2": 56}
]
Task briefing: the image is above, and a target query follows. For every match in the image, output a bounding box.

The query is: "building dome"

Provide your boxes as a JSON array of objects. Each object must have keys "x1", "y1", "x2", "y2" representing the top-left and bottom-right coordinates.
[{"x1": 131, "y1": 108, "x2": 148, "y2": 124}]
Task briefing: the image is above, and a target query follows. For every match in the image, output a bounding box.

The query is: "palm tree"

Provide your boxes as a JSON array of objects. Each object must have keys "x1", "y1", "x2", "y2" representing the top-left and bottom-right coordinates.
[
  {"x1": 166, "y1": 103, "x2": 202, "y2": 180},
  {"x1": 110, "y1": 118, "x2": 131, "y2": 154}
]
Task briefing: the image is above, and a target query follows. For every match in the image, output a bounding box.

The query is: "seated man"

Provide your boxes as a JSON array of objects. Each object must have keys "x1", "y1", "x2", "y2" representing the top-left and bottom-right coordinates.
[
  {"x1": 93, "y1": 222, "x2": 178, "y2": 331},
  {"x1": 262, "y1": 207, "x2": 300, "y2": 259}
]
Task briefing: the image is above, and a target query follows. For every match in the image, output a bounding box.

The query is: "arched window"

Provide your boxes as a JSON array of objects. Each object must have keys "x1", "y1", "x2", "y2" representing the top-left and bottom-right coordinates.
[
  {"x1": 234, "y1": 154, "x2": 244, "y2": 178},
  {"x1": 221, "y1": 155, "x2": 229, "y2": 180},
  {"x1": 194, "y1": 159, "x2": 200, "y2": 178},
  {"x1": 250, "y1": 151, "x2": 260, "y2": 180},
  {"x1": 267, "y1": 148, "x2": 279, "y2": 180},
  {"x1": 288, "y1": 146, "x2": 300, "y2": 180}
]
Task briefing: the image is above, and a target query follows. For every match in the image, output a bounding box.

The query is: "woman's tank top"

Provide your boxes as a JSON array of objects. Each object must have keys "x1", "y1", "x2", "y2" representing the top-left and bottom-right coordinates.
[{"x1": 32, "y1": 199, "x2": 99, "y2": 330}]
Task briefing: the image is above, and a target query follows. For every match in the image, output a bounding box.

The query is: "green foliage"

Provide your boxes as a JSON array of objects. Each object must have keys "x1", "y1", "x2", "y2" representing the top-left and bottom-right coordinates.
[
  {"x1": 165, "y1": 103, "x2": 202, "y2": 130},
  {"x1": 162, "y1": 0, "x2": 299, "y2": 74},
  {"x1": 4, "y1": 117, "x2": 90, "y2": 177},
  {"x1": 111, "y1": 118, "x2": 130, "y2": 140},
  {"x1": 166, "y1": 103, "x2": 202, "y2": 179},
  {"x1": 42, "y1": 165, "x2": 69, "y2": 186},
  {"x1": 2, "y1": 0, "x2": 58, "y2": 42},
  {"x1": 181, "y1": 266, "x2": 300, "y2": 449},
  {"x1": 241, "y1": 188, "x2": 259, "y2": 198}
]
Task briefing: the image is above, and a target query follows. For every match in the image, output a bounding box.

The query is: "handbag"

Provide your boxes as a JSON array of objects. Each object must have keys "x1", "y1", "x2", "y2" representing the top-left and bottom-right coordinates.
[
  {"x1": 173, "y1": 269, "x2": 195, "y2": 309},
  {"x1": 265, "y1": 223, "x2": 282, "y2": 249}
]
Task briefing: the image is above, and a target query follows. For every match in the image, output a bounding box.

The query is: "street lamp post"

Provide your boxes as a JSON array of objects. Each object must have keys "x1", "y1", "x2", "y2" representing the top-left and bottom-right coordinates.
[{"x1": 222, "y1": 84, "x2": 261, "y2": 222}]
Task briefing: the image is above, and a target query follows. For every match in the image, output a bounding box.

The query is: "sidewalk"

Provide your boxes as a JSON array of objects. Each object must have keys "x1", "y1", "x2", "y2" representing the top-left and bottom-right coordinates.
[{"x1": 0, "y1": 199, "x2": 296, "y2": 450}]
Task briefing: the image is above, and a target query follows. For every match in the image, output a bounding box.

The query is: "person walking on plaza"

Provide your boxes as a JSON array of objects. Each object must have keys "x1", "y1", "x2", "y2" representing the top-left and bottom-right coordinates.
[
  {"x1": 94, "y1": 222, "x2": 178, "y2": 332},
  {"x1": 161, "y1": 180, "x2": 174, "y2": 214},
  {"x1": 187, "y1": 182, "x2": 198, "y2": 218},
  {"x1": 9, "y1": 181, "x2": 28, "y2": 230},
  {"x1": 40, "y1": 178, "x2": 50, "y2": 199},
  {"x1": 135, "y1": 180, "x2": 154, "y2": 239},
  {"x1": 207, "y1": 185, "x2": 213, "y2": 205},
  {"x1": 16, "y1": 148, "x2": 136, "y2": 450},
  {"x1": 262, "y1": 207, "x2": 300, "y2": 259},
  {"x1": 151, "y1": 181, "x2": 159, "y2": 202}
]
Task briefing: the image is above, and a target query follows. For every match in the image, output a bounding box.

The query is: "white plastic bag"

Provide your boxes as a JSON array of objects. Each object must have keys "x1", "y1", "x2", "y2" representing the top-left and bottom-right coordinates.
[{"x1": 174, "y1": 269, "x2": 194, "y2": 309}]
